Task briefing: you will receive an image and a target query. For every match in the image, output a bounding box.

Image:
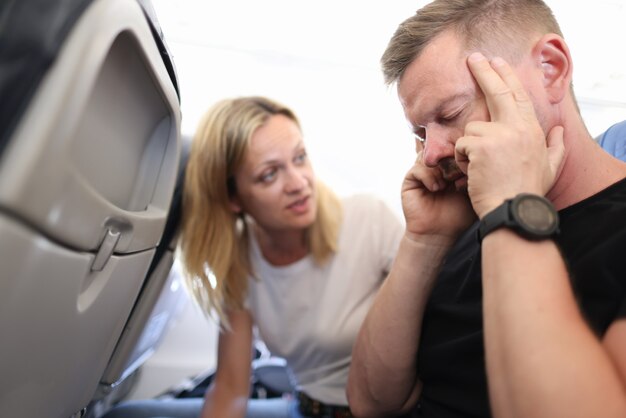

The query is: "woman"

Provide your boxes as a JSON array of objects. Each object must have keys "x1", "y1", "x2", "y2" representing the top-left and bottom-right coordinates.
[{"x1": 104, "y1": 96, "x2": 402, "y2": 418}]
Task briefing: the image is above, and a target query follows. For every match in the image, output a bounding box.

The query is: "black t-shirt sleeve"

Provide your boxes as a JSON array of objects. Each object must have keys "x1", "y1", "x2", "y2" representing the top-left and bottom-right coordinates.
[{"x1": 618, "y1": 296, "x2": 626, "y2": 319}]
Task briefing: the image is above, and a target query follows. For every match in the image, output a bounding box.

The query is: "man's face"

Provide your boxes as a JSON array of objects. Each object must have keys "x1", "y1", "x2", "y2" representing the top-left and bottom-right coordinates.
[{"x1": 398, "y1": 30, "x2": 534, "y2": 191}]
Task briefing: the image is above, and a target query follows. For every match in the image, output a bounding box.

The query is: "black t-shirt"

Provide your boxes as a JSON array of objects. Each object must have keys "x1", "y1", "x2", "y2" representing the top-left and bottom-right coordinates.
[{"x1": 416, "y1": 177, "x2": 626, "y2": 418}]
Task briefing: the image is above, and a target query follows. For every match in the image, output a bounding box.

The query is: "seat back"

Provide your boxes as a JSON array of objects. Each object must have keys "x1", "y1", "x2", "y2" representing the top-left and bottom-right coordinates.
[
  {"x1": 97, "y1": 140, "x2": 190, "y2": 395},
  {"x1": 0, "y1": 0, "x2": 181, "y2": 416}
]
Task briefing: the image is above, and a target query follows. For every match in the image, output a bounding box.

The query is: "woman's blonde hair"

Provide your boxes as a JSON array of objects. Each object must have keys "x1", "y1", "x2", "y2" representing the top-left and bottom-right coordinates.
[{"x1": 180, "y1": 96, "x2": 342, "y2": 325}]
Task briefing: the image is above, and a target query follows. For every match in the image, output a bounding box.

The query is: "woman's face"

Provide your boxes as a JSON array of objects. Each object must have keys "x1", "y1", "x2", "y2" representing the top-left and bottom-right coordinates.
[{"x1": 231, "y1": 114, "x2": 317, "y2": 234}]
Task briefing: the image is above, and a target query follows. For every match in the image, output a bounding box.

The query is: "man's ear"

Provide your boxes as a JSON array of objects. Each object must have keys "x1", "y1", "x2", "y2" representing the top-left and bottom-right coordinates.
[{"x1": 533, "y1": 34, "x2": 573, "y2": 104}]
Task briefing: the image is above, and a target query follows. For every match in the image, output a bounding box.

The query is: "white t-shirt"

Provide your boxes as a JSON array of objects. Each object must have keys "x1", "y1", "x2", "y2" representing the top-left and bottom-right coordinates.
[{"x1": 245, "y1": 194, "x2": 403, "y2": 405}]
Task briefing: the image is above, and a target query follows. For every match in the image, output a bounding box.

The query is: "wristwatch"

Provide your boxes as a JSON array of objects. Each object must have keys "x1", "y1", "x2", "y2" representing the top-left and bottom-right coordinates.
[{"x1": 477, "y1": 193, "x2": 559, "y2": 242}]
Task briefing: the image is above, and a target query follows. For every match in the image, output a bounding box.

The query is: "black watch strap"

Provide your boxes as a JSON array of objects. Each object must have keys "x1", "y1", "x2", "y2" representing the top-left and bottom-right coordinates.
[{"x1": 477, "y1": 199, "x2": 513, "y2": 243}]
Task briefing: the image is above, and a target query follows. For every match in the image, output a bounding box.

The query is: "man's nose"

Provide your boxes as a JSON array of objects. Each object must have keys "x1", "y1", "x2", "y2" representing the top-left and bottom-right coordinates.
[{"x1": 422, "y1": 127, "x2": 455, "y2": 167}]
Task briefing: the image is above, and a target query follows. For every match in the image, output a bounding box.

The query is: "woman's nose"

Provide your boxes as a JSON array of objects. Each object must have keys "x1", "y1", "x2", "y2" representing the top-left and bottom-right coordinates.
[{"x1": 284, "y1": 167, "x2": 307, "y2": 193}]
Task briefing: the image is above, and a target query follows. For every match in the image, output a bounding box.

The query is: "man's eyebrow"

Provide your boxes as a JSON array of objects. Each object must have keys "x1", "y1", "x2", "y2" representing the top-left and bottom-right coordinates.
[{"x1": 415, "y1": 90, "x2": 474, "y2": 126}]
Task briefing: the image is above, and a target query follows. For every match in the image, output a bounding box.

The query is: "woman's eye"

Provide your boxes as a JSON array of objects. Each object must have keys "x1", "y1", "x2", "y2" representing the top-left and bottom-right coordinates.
[
  {"x1": 259, "y1": 169, "x2": 277, "y2": 183},
  {"x1": 294, "y1": 152, "x2": 307, "y2": 164}
]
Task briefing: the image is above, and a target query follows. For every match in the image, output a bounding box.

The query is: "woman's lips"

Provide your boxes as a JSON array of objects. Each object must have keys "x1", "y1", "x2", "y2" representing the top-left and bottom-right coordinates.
[{"x1": 287, "y1": 196, "x2": 310, "y2": 214}]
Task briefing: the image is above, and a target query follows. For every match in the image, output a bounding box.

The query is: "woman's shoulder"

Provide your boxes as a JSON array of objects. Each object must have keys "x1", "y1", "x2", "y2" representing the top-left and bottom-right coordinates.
[
  {"x1": 341, "y1": 193, "x2": 386, "y2": 209},
  {"x1": 340, "y1": 194, "x2": 400, "y2": 226}
]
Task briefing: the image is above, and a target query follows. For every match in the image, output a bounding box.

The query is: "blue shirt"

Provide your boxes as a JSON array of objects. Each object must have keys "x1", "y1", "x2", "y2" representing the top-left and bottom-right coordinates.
[{"x1": 598, "y1": 120, "x2": 626, "y2": 162}]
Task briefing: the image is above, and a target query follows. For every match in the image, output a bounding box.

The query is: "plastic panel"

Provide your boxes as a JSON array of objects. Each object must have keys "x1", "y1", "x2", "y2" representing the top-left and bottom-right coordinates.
[
  {"x1": 71, "y1": 31, "x2": 170, "y2": 212},
  {"x1": 99, "y1": 254, "x2": 187, "y2": 391},
  {"x1": 0, "y1": 215, "x2": 155, "y2": 418},
  {"x1": 0, "y1": 0, "x2": 181, "y2": 254},
  {"x1": 98, "y1": 140, "x2": 191, "y2": 396},
  {"x1": 0, "y1": 0, "x2": 181, "y2": 416}
]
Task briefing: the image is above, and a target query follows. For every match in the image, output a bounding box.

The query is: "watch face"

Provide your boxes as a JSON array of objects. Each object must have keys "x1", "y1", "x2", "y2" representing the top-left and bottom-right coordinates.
[{"x1": 515, "y1": 196, "x2": 557, "y2": 234}]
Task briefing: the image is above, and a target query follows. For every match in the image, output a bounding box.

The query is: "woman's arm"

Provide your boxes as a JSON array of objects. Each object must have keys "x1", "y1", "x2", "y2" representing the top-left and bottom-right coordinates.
[{"x1": 201, "y1": 309, "x2": 254, "y2": 418}]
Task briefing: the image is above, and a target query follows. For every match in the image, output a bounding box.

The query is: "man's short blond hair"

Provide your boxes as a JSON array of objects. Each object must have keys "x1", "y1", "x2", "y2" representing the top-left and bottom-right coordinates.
[{"x1": 381, "y1": 0, "x2": 563, "y2": 85}]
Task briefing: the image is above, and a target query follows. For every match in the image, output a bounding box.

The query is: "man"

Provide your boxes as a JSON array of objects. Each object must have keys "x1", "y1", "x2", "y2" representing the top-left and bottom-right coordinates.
[{"x1": 347, "y1": 1, "x2": 626, "y2": 418}]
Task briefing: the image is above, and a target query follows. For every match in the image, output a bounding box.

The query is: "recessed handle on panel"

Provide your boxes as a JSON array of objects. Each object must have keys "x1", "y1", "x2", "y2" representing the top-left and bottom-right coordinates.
[{"x1": 91, "y1": 227, "x2": 121, "y2": 271}]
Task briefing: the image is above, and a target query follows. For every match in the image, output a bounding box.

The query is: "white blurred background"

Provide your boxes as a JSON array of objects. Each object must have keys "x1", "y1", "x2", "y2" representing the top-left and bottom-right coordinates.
[
  {"x1": 150, "y1": 0, "x2": 626, "y2": 218},
  {"x1": 130, "y1": 0, "x2": 626, "y2": 400}
]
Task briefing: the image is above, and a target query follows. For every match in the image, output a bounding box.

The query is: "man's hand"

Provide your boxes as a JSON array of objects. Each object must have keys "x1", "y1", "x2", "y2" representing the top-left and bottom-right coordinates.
[
  {"x1": 401, "y1": 139, "x2": 475, "y2": 244},
  {"x1": 455, "y1": 52, "x2": 565, "y2": 218}
]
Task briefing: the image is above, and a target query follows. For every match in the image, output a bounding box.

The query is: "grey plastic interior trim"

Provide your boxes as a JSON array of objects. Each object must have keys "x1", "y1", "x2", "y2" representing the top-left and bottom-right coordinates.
[
  {"x1": 0, "y1": 0, "x2": 181, "y2": 416},
  {"x1": 0, "y1": 214, "x2": 156, "y2": 418},
  {"x1": 91, "y1": 227, "x2": 122, "y2": 271},
  {"x1": 0, "y1": 0, "x2": 181, "y2": 255},
  {"x1": 98, "y1": 252, "x2": 187, "y2": 390}
]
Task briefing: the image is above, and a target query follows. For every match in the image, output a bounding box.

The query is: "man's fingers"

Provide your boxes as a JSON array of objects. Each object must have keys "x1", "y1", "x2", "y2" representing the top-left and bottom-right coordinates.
[
  {"x1": 546, "y1": 125, "x2": 565, "y2": 176},
  {"x1": 490, "y1": 57, "x2": 536, "y2": 120},
  {"x1": 463, "y1": 120, "x2": 492, "y2": 137},
  {"x1": 468, "y1": 52, "x2": 537, "y2": 124},
  {"x1": 454, "y1": 136, "x2": 470, "y2": 175},
  {"x1": 467, "y1": 52, "x2": 518, "y2": 122},
  {"x1": 406, "y1": 154, "x2": 446, "y2": 193}
]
